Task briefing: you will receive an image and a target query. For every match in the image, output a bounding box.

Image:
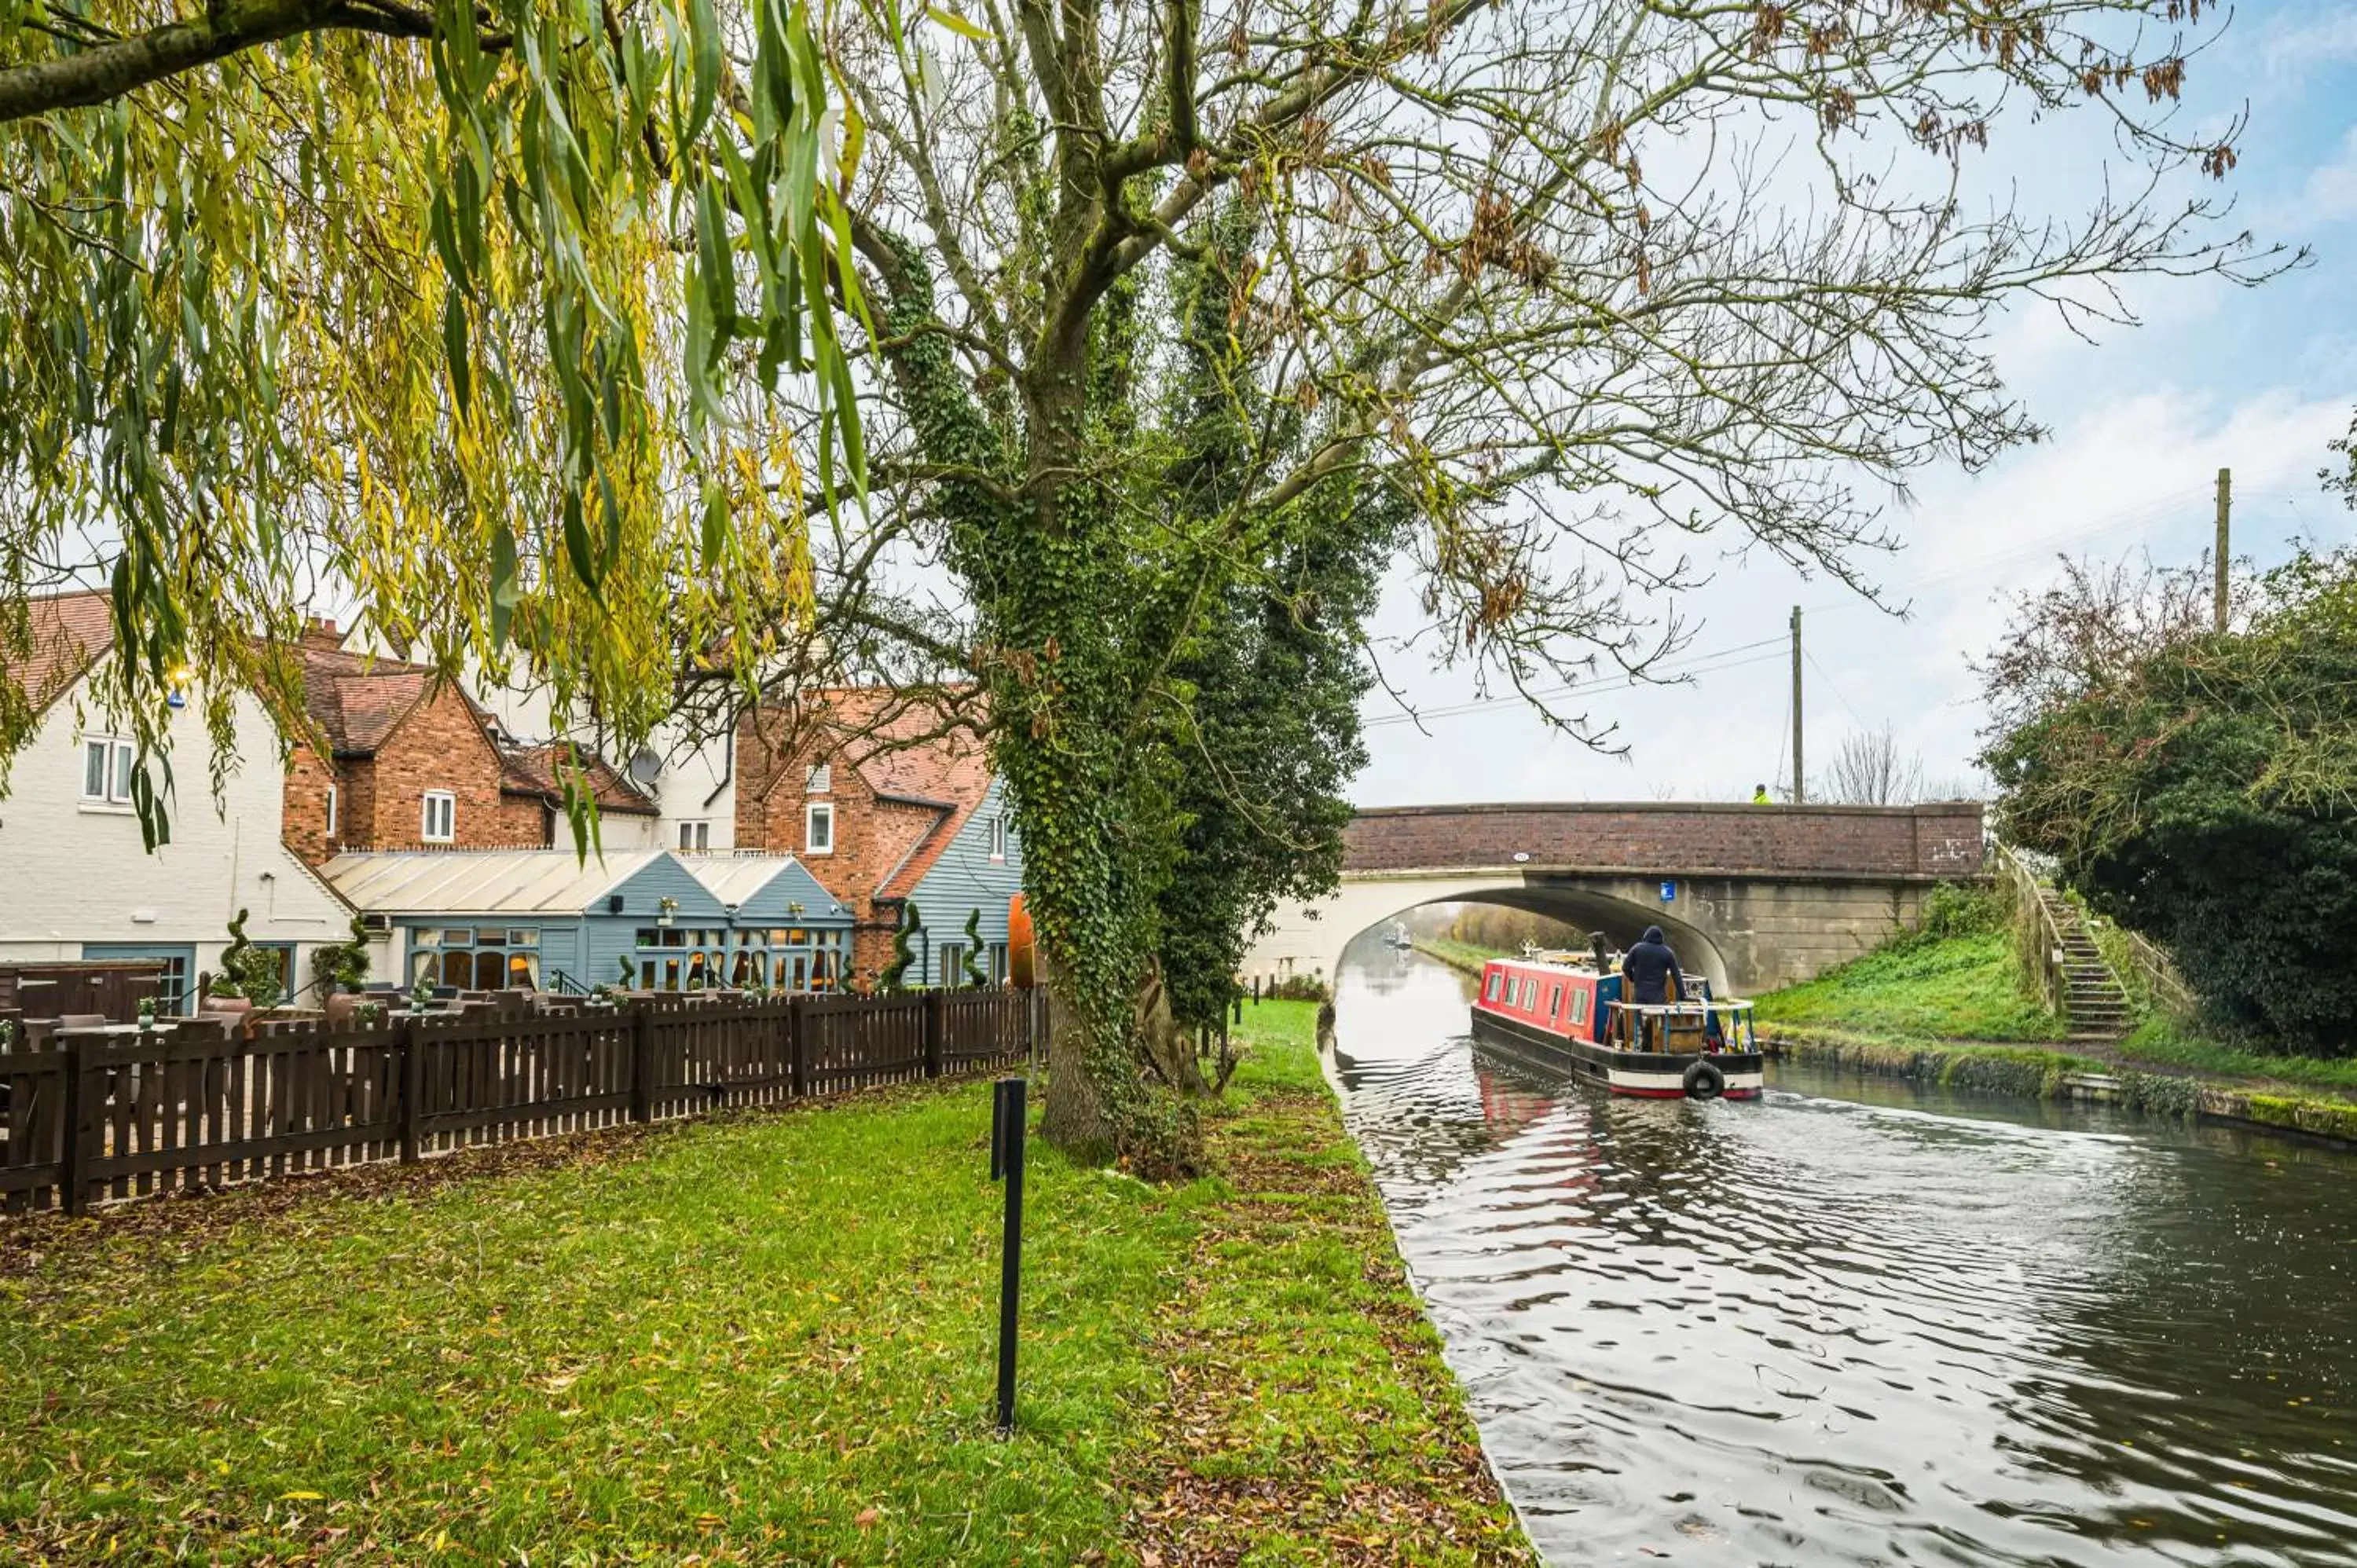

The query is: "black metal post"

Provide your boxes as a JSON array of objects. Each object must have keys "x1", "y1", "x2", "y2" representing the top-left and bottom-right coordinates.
[{"x1": 990, "y1": 1075, "x2": 1027, "y2": 1433}]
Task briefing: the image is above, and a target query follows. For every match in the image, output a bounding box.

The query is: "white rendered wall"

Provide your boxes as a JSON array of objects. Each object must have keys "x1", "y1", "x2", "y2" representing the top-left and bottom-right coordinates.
[
  {"x1": 651, "y1": 720, "x2": 737, "y2": 852},
  {"x1": 0, "y1": 675, "x2": 352, "y2": 980}
]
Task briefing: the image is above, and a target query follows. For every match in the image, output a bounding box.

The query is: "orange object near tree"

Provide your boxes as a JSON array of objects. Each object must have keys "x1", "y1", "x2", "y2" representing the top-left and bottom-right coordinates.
[{"x1": 1008, "y1": 895, "x2": 1036, "y2": 989}]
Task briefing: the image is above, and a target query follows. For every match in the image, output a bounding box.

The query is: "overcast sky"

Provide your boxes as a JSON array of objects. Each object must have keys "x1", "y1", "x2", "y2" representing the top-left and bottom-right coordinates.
[{"x1": 1351, "y1": 2, "x2": 2357, "y2": 808}]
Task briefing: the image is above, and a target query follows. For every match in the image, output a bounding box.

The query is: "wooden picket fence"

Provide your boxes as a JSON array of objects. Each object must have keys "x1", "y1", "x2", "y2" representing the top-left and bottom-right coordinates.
[{"x1": 0, "y1": 989, "x2": 1040, "y2": 1216}]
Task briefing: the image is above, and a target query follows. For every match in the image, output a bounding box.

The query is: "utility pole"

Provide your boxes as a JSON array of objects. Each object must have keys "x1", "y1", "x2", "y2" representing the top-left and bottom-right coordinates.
[
  {"x1": 1789, "y1": 605, "x2": 1804, "y2": 804},
  {"x1": 2214, "y1": 466, "x2": 2232, "y2": 633}
]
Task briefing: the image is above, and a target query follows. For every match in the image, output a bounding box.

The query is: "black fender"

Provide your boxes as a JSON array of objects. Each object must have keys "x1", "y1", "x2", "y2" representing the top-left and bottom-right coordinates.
[{"x1": 1681, "y1": 1058, "x2": 1726, "y2": 1100}]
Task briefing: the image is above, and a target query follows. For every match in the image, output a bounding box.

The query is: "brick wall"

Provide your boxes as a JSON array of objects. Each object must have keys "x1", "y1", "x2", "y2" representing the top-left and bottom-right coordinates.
[
  {"x1": 736, "y1": 714, "x2": 941, "y2": 984},
  {"x1": 281, "y1": 745, "x2": 339, "y2": 866},
  {"x1": 1342, "y1": 802, "x2": 1985, "y2": 879},
  {"x1": 348, "y1": 688, "x2": 529, "y2": 852}
]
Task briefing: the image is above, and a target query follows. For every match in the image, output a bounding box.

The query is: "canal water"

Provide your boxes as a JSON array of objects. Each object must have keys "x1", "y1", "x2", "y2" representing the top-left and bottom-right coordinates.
[{"x1": 1330, "y1": 943, "x2": 2357, "y2": 1566}]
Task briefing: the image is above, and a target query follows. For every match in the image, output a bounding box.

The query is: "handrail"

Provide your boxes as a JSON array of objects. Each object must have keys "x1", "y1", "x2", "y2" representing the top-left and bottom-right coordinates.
[
  {"x1": 2116, "y1": 925, "x2": 2197, "y2": 1017},
  {"x1": 1992, "y1": 841, "x2": 2069, "y2": 1021}
]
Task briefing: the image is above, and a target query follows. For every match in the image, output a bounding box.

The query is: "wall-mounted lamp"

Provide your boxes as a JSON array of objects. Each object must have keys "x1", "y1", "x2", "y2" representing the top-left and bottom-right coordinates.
[{"x1": 1511, "y1": 852, "x2": 1531, "y2": 864}]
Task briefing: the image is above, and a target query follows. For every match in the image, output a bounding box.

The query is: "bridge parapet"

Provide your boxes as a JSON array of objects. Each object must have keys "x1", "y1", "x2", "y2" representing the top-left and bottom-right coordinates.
[{"x1": 1343, "y1": 800, "x2": 1984, "y2": 881}]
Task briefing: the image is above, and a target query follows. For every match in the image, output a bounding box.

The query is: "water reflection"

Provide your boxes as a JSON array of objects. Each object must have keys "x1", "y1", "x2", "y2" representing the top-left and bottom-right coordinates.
[{"x1": 1330, "y1": 942, "x2": 2357, "y2": 1566}]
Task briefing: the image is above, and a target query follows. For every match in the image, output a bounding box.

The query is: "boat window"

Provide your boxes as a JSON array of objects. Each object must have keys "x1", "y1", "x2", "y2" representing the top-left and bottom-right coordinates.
[
  {"x1": 1548, "y1": 984, "x2": 1563, "y2": 1017},
  {"x1": 1518, "y1": 979, "x2": 1535, "y2": 1009},
  {"x1": 1484, "y1": 972, "x2": 1501, "y2": 1002},
  {"x1": 1568, "y1": 989, "x2": 1589, "y2": 1025}
]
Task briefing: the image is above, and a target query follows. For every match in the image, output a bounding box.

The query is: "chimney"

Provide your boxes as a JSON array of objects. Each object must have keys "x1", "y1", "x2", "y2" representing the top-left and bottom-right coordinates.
[{"x1": 302, "y1": 617, "x2": 343, "y2": 650}]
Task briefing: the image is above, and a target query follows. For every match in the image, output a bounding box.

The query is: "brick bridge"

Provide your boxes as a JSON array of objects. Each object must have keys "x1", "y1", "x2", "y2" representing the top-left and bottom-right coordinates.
[{"x1": 1239, "y1": 801, "x2": 1986, "y2": 996}]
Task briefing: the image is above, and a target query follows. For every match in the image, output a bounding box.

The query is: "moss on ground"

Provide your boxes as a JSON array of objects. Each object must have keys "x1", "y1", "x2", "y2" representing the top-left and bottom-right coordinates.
[{"x1": 0, "y1": 1001, "x2": 1528, "y2": 1566}]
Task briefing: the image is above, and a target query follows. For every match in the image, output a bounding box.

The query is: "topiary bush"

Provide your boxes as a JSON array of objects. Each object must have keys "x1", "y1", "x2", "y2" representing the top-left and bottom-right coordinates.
[{"x1": 880, "y1": 903, "x2": 921, "y2": 993}]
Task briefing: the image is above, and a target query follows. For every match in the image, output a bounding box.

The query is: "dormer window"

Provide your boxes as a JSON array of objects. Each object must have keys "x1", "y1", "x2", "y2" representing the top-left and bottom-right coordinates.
[{"x1": 805, "y1": 761, "x2": 831, "y2": 794}]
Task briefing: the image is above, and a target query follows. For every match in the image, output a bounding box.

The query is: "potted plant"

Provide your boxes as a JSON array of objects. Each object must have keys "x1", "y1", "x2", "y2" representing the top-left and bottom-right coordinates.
[
  {"x1": 136, "y1": 997, "x2": 158, "y2": 1029},
  {"x1": 655, "y1": 896, "x2": 679, "y2": 928},
  {"x1": 316, "y1": 914, "x2": 376, "y2": 1026},
  {"x1": 410, "y1": 976, "x2": 436, "y2": 1014},
  {"x1": 203, "y1": 910, "x2": 282, "y2": 1029}
]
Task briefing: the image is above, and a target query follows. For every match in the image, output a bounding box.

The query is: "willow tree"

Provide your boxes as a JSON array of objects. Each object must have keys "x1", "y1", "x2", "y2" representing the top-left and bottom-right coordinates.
[
  {"x1": 789, "y1": 0, "x2": 2275, "y2": 1155},
  {"x1": 0, "y1": 0, "x2": 863, "y2": 841}
]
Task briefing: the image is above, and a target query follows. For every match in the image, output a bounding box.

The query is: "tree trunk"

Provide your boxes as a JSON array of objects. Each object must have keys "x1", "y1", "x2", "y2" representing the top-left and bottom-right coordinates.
[
  {"x1": 1133, "y1": 958, "x2": 1210, "y2": 1097},
  {"x1": 1037, "y1": 941, "x2": 1120, "y2": 1163}
]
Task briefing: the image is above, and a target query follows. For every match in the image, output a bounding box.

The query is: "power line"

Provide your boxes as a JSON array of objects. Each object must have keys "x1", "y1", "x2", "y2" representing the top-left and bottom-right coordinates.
[{"x1": 1361, "y1": 642, "x2": 1787, "y2": 730}]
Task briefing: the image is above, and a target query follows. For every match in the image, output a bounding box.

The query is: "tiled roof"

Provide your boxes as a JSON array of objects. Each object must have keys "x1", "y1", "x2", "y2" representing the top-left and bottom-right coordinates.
[
  {"x1": 775, "y1": 688, "x2": 995, "y2": 902},
  {"x1": 11, "y1": 592, "x2": 115, "y2": 713},
  {"x1": 499, "y1": 742, "x2": 659, "y2": 816},
  {"x1": 294, "y1": 642, "x2": 439, "y2": 757}
]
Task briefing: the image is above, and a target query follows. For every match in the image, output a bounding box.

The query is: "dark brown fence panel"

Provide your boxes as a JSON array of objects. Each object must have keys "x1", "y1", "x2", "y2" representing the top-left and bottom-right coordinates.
[
  {"x1": 648, "y1": 996, "x2": 799, "y2": 1114},
  {"x1": 65, "y1": 1021, "x2": 404, "y2": 1206},
  {"x1": 3, "y1": 990, "x2": 1034, "y2": 1214},
  {"x1": 0, "y1": 1039, "x2": 69, "y2": 1212},
  {"x1": 805, "y1": 994, "x2": 928, "y2": 1093},
  {"x1": 940, "y1": 990, "x2": 1035, "y2": 1075},
  {"x1": 412, "y1": 1009, "x2": 635, "y2": 1152}
]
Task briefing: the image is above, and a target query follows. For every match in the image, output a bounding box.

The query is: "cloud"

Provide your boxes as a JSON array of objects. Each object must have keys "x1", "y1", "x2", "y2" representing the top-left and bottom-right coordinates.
[
  {"x1": 2299, "y1": 126, "x2": 2357, "y2": 227},
  {"x1": 1354, "y1": 382, "x2": 2352, "y2": 808},
  {"x1": 2255, "y1": 5, "x2": 2357, "y2": 90}
]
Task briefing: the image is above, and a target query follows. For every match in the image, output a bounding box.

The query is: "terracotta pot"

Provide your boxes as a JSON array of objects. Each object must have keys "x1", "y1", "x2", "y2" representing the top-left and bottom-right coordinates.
[{"x1": 323, "y1": 992, "x2": 374, "y2": 1028}]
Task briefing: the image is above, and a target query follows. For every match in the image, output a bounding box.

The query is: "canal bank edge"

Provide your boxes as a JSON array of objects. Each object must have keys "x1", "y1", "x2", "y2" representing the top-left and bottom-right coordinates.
[
  {"x1": 1758, "y1": 1024, "x2": 2357, "y2": 1147},
  {"x1": 1131, "y1": 998, "x2": 1539, "y2": 1566}
]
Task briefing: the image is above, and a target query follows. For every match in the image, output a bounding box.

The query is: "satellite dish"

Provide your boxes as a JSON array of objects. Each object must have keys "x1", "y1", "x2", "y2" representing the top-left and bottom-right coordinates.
[{"x1": 627, "y1": 747, "x2": 662, "y2": 789}]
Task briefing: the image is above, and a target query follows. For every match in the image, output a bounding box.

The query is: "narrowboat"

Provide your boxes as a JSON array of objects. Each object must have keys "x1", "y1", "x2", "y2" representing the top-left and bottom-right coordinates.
[{"x1": 1469, "y1": 951, "x2": 1765, "y2": 1099}]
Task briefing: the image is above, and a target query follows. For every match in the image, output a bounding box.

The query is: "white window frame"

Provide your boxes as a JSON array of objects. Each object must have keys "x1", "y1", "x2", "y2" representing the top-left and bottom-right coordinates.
[
  {"x1": 678, "y1": 819, "x2": 711, "y2": 852},
  {"x1": 421, "y1": 789, "x2": 456, "y2": 844},
  {"x1": 805, "y1": 801, "x2": 835, "y2": 855},
  {"x1": 805, "y1": 761, "x2": 832, "y2": 794},
  {"x1": 988, "y1": 812, "x2": 1008, "y2": 861},
  {"x1": 80, "y1": 736, "x2": 136, "y2": 807},
  {"x1": 325, "y1": 785, "x2": 339, "y2": 841}
]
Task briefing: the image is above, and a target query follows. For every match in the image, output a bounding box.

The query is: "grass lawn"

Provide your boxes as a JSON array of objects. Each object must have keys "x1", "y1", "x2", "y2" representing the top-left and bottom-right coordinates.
[
  {"x1": 1754, "y1": 931, "x2": 2068, "y2": 1042},
  {"x1": 0, "y1": 1001, "x2": 1528, "y2": 1566}
]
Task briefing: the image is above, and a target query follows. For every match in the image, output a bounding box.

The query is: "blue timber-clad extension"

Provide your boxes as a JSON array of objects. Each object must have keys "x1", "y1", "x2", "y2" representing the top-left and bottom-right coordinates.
[
  {"x1": 321, "y1": 849, "x2": 849, "y2": 996},
  {"x1": 686, "y1": 855, "x2": 856, "y2": 991},
  {"x1": 903, "y1": 775, "x2": 1023, "y2": 986}
]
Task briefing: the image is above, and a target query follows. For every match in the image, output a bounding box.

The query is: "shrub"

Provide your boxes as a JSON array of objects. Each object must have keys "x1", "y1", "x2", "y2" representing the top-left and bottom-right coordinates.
[
  {"x1": 1985, "y1": 547, "x2": 2357, "y2": 1054},
  {"x1": 1267, "y1": 972, "x2": 1331, "y2": 1003},
  {"x1": 210, "y1": 909, "x2": 284, "y2": 1006}
]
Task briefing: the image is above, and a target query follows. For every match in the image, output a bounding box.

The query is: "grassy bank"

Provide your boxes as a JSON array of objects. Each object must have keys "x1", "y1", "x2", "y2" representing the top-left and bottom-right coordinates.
[
  {"x1": 1754, "y1": 907, "x2": 2357, "y2": 1139},
  {"x1": 1752, "y1": 929, "x2": 2068, "y2": 1042},
  {"x1": 0, "y1": 1002, "x2": 1529, "y2": 1565},
  {"x1": 1412, "y1": 936, "x2": 1503, "y2": 976}
]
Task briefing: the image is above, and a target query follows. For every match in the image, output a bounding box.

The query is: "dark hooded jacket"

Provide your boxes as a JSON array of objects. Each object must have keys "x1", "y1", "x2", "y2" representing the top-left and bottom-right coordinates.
[{"x1": 1620, "y1": 926, "x2": 1683, "y2": 1006}]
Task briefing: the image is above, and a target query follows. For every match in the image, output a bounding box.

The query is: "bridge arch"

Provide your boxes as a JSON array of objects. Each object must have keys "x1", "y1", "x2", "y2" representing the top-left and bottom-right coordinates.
[
  {"x1": 1325, "y1": 882, "x2": 1730, "y2": 995},
  {"x1": 1242, "y1": 800, "x2": 1985, "y2": 996}
]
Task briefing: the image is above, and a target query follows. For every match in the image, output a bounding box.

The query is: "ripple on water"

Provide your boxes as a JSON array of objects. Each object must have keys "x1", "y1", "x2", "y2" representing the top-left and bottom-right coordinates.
[{"x1": 1330, "y1": 947, "x2": 2357, "y2": 1567}]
